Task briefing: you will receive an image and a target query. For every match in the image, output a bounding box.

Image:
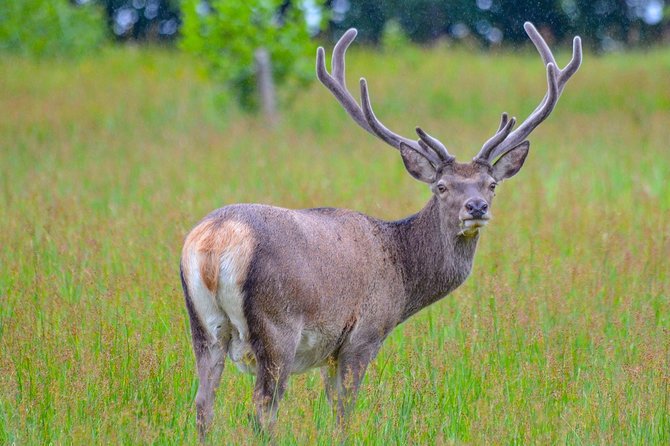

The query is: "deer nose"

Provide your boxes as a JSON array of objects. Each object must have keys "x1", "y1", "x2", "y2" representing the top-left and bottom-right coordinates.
[{"x1": 465, "y1": 198, "x2": 489, "y2": 219}]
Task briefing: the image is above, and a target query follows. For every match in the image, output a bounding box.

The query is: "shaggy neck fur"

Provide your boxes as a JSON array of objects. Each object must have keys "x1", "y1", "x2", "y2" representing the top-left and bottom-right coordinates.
[{"x1": 389, "y1": 196, "x2": 480, "y2": 322}]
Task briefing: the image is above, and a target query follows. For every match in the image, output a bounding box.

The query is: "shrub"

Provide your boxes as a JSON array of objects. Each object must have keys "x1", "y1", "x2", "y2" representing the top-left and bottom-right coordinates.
[{"x1": 0, "y1": 0, "x2": 107, "y2": 58}]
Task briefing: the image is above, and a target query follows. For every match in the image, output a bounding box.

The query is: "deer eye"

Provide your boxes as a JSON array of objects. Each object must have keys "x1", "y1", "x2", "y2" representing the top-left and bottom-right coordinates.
[
  {"x1": 436, "y1": 183, "x2": 447, "y2": 194},
  {"x1": 489, "y1": 182, "x2": 497, "y2": 192}
]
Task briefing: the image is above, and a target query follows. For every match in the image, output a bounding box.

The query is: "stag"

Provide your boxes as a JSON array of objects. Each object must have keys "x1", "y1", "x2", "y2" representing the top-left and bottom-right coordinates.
[{"x1": 180, "y1": 22, "x2": 582, "y2": 438}]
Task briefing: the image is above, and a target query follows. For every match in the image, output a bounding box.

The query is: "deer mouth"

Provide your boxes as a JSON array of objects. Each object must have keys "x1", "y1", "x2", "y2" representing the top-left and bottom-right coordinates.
[
  {"x1": 459, "y1": 217, "x2": 490, "y2": 236},
  {"x1": 461, "y1": 217, "x2": 489, "y2": 227}
]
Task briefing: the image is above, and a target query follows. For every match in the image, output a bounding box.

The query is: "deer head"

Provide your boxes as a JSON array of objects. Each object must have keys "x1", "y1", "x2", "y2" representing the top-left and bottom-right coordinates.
[{"x1": 317, "y1": 22, "x2": 582, "y2": 237}]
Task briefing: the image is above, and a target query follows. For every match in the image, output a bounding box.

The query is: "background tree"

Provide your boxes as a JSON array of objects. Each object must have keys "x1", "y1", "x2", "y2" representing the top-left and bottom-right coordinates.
[{"x1": 180, "y1": 0, "x2": 315, "y2": 113}]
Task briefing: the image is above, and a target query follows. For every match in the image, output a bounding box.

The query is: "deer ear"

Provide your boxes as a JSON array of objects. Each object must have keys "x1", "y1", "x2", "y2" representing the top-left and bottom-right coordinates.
[
  {"x1": 399, "y1": 142, "x2": 437, "y2": 183},
  {"x1": 492, "y1": 141, "x2": 530, "y2": 181}
]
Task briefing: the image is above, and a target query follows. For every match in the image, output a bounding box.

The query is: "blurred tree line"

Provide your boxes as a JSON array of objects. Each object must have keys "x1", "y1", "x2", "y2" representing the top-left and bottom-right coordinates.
[
  {"x1": 327, "y1": 0, "x2": 669, "y2": 48},
  {"x1": 1, "y1": 0, "x2": 667, "y2": 115},
  {"x1": 2, "y1": 0, "x2": 668, "y2": 56},
  {"x1": 97, "y1": 0, "x2": 670, "y2": 48}
]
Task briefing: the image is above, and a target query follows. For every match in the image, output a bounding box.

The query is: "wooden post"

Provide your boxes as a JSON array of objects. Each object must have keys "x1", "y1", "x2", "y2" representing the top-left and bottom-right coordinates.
[{"x1": 254, "y1": 48, "x2": 278, "y2": 125}]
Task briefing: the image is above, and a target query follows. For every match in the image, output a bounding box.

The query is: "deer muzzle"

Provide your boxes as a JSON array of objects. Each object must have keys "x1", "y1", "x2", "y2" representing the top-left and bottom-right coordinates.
[{"x1": 459, "y1": 198, "x2": 490, "y2": 236}]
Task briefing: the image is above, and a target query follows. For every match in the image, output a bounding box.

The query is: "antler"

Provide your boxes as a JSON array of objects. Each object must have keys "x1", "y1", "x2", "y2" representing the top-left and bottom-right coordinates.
[
  {"x1": 317, "y1": 29, "x2": 454, "y2": 166},
  {"x1": 474, "y1": 22, "x2": 582, "y2": 162}
]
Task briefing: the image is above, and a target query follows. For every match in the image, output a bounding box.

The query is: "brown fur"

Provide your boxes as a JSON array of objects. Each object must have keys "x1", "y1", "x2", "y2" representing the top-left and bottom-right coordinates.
[
  {"x1": 180, "y1": 149, "x2": 531, "y2": 440},
  {"x1": 181, "y1": 20, "x2": 582, "y2": 439}
]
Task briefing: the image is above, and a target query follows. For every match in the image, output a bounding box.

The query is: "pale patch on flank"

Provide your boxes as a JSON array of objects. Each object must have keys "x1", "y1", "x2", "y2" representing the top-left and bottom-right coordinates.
[{"x1": 291, "y1": 328, "x2": 331, "y2": 373}]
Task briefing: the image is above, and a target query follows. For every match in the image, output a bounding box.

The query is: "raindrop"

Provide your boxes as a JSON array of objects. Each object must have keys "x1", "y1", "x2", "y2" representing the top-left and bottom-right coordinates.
[
  {"x1": 486, "y1": 27, "x2": 503, "y2": 44},
  {"x1": 159, "y1": 19, "x2": 178, "y2": 36},
  {"x1": 114, "y1": 7, "x2": 139, "y2": 35},
  {"x1": 476, "y1": 19, "x2": 491, "y2": 35},
  {"x1": 477, "y1": 0, "x2": 493, "y2": 11},
  {"x1": 642, "y1": 0, "x2": 664, "y2": 25},
  {"x1": 145, "y1": 5, "x2": 159, "y2": 20},
  {"x1": 196, "y1": 1, "x2": 211, "y2": 16},
  {"x1": 451, "y1": 23, "x2": 470, "y2": 39},
  {"x1": 332, "y1": 0, "x2": 350, "y2": 24}
]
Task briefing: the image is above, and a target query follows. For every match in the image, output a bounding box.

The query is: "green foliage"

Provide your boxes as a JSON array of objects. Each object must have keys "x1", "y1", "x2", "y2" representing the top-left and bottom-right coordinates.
[
  {"x1": 0, "y1": 0, "x2": 106, "y2": 57},
  {"x1": 180, "y1": 0, "x2": 315, "y2": 112}
]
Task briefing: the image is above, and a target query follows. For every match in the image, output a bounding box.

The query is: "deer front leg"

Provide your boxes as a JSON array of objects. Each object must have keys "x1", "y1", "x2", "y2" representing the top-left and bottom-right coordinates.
[
  {"x1": 252, "y1": 364, "x2": 291, "y2": 434},
  {"x1": 333, "y1": 341, "x2": 381, "y2": 427},
  {"x1": 320, "y1": 358, "x2": 338, "y2": 407}
]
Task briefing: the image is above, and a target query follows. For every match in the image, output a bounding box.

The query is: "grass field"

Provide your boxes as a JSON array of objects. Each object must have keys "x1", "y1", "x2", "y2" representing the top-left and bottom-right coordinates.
[{"x1": 1, "y1": 41, "x2": 669, "y2": 444}]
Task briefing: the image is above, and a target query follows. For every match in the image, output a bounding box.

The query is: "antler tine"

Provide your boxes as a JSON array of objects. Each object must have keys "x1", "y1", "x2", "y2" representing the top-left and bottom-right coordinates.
[
  {"x1": 416, "y1": 140, "x2": 445, "y2": 166},
  {"x1": 360, "y1": 78, "x2": 451, "y2": 164},
  {"x1": 317, "y1": 28, "x2": 452, "y2": 165},
  {"x1": 474, "y1": 113, "x2": 516, "y2": 162},
  {"x1": 359, "y1": 78, "x2": 408, "y2": 147},
  {"x1": 497, "y1": 112, "x2": 509, "y2": 131},
  {"x1": 331, "y1": 28, "x2": 356, "y2": 86},
  {"x1": 525, "y1": 22, "x2": 556, "y2": 67},
  {"x1": 564, "y1": 35, "x2": 583, "y2": 80},
  {"x1": 524, "y1": 23, "x2": 582, "y2": 114},
  {"x1": 527, "y1": 23, "x2": 583, "y2": 91},
  {"x1": 416, "y1": 127, "x2": 454, "y2": 162},
  {"x1": 479, "y1": 22, "x2": 582, "y2": 162},
  {"x1": 316, "y1": 32, "x2": 372, "y2": 134}
]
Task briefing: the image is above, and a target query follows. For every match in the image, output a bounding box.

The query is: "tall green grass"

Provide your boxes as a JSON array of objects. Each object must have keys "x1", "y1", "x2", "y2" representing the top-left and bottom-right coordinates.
[{"x1": 1, "y1": 43, "x2": 668, "y2": 444}]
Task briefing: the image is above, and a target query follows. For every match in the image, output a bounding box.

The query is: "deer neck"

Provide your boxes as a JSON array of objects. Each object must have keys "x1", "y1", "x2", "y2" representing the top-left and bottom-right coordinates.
[{"x1": 391, "y1": 196, "x2": 480, "y2": 321}]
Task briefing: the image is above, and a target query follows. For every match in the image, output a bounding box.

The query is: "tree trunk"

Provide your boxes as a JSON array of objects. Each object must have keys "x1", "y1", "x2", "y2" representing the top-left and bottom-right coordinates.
[{"x1": 254, "y1": 48, "x2": 278, "y2": 125}]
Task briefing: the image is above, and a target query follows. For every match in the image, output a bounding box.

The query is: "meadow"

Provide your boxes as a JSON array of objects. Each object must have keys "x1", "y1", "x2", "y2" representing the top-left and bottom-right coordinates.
[{"x1": 0, "y1": 40, "x2": 669, "y2": 444}]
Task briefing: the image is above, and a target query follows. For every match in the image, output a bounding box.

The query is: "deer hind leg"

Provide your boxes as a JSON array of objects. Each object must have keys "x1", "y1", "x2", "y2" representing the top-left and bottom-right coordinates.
[
  {"x1": 193, "y1": 326, "x2": 229, "y2": 441},
  {"x1": 249, "y1": 322, "x2": 301, "y2": 434},
  {"x1": 181, "y1": 266, "x2": 231, "y2": 441}
]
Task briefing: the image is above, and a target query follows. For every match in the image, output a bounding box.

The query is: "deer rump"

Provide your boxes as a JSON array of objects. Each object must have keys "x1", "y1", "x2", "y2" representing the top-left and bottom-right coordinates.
[{"x1": 181, "y1": 203, "x2": 406, "y2": 375}]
